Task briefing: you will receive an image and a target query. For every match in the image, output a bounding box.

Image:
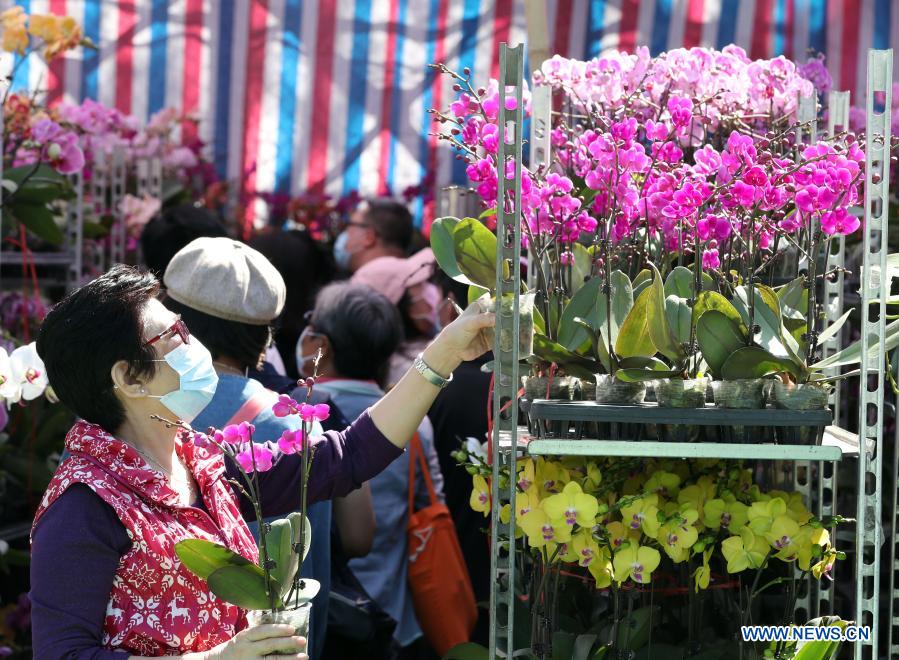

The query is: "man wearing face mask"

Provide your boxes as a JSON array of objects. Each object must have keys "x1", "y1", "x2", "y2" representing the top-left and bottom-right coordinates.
[
  {"x1": 347, "y1": 248, "x2": 442, "y2": 389},
  {"x1": 332, "y1": 199, "x2": 414, "y2": 273}
]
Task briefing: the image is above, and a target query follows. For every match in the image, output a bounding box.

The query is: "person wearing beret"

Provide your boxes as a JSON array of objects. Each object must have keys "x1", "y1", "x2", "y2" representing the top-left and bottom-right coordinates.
[{"x1": 29, "y1": 255, "x2": 494, "y2": 659}]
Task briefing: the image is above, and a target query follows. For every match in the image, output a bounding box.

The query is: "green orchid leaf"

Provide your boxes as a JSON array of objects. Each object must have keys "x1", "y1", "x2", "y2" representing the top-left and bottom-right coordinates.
[
  {"x1": 793, "y1": 617, "x2": 849, "y2": 660},
  {"x1": 664, "y1": 266, "x2": 694, "y2": 298},
  {"x1": 632, "y1": 269, "x2": 652, "y2": 298},
  {"x1": 733, "y1": 284, "x2": 789, "y2": 358},
  {"x1": 552, "y1": 632, "x2": 576, "y2": 660},
  {"x1": 558, "y1": 277, "x2": 604, "y2": 351},
  {"x1": 533, "y1": 303, "x2": 546, "y2": 334},
  {"x1": 266, "y1": 518, "x2": 298, "y2": 599},
  {"x1": 569, "y1": 243, "x2": 593, "y2": 294},
  {"x1": 618, "y1": 356, "x2": 669, "y2": 371},
  {"x1": 615, "y1": 287, "x2": 657, "y2": 359},
  {"x1": 692, "y1": 291, "x2": 747, "y2": 332},
  {"x1": 10, "y1": 202, "x2": 64, "y2": 245},
  {"x1": 816, "y1": 308, "x2": 853, "y2": 345},
  {"x1": 777, "y1": 276, "x2": 809, "y2": 320},
  {"x1": 467, "y1": 284, "x2": 489, "y2": 305},
  {"x1": 812, "y1": 317, "x2": 899, "y2": 369},
  {"x1": 206, "y1": 564, "x2": 283, "y2": 611},
  {"x1": 573, "y1": 634, "x2": 599, "y2": 660},
  {"x1": 608, "y1": 270, "x2": 634, "y2": 342},
  {"x1": 175, "y1": 538, "x2": 256, "y2": 580},
  {"x1": 696, "y1": 311, "x2": 746, "y2": 378},
  {"x1": 647, "y1": 264, "x2": 686, "y2": 362},
  {"x1": 453, "y1": 217, "x2": 497, "y2": 290},
  {"x1": 443, "y1": 643, "x2": 490, "y2": 660},
  {"x1": 430, "y1": 216, "x2": 474, "y2": 285},
  {"x1": 665, "y1": 294, "x2": 692, "y2": 345},
  {"x1": 720, "y1": 346, "x2": 801, "y2": 380},
  {"x1": 3, "y1": 163, "x2": 66, "y2": 188},
  {"x1": 616, "y1": 368, "x2": 682, "y2": 382}
]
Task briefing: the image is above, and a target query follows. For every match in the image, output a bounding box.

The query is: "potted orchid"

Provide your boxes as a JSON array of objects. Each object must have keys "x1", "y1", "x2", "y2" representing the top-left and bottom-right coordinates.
[{"x1": 156, "y1": 368, "x2": 329, "y2": 651}]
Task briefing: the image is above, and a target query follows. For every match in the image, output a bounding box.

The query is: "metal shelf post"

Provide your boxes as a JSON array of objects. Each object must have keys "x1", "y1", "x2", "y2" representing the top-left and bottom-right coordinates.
[
  {"x1": 489, "y1": 42, "x2": 525, "y2": 660},
  {"x1": 858, "y1": 48, "x2": 891, "y2": 660}
]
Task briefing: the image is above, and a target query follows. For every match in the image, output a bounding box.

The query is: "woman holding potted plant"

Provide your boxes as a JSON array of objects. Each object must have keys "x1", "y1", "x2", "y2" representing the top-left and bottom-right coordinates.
[{"x1": 28, "y1": 264, "x2": 493, "y2": 659}]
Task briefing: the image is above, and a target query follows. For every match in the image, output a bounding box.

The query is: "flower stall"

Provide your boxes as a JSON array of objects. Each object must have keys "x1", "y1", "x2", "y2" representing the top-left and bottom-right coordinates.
[{"x1": 431, "y1": 42, "x2": 894, "y2": 659}]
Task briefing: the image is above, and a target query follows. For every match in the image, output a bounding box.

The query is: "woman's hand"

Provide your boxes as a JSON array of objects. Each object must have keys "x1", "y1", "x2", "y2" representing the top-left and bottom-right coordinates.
[
  {"x1": 421, "y1": 296, "x2": 495, "y2": 376},
  {"x1": 184, "y1": 624, "x2": 307, "y2": 660}
]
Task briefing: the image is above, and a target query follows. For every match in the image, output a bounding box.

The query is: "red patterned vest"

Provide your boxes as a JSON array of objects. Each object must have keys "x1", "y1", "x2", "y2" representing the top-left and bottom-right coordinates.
[{"x1": 32, "y1": 421, "x2": 260, "y2": 656}]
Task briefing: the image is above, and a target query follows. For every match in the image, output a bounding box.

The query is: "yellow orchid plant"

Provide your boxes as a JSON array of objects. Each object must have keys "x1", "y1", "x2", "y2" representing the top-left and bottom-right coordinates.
[{"x1": 458, "y1": 448, "x2": 850, "y2": 656}]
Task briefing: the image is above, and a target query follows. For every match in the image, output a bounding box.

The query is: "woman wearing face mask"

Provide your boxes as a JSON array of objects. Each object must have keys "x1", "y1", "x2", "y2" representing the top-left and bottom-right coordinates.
[
  {"x1": 349, "y1": 249, "x2": 444, "y2": 389},
  {"x1": 30, "y1": 264, "x2": 493, "y2": 659}
]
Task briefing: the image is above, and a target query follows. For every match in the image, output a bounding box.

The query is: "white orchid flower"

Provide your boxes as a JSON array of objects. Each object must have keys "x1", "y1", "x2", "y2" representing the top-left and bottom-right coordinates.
[
  {"x1": 0, "y1": 347, "x2": 19, "y2": 403},
  {"x1": 465, "y1": 436, "x2": 488, "y2": 464},
  {"x1": 9, "y1": 342, "x2": 48, "y2": 402}
]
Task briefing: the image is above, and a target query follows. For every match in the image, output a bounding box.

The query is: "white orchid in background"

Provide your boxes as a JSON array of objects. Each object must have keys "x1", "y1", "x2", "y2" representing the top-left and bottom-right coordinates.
[
  {"x1": 7, "y1": 342, "x2": 49, "y2": 403},
  {"x1": 0, "y1": 347, "x2": 18, "y2": 403}
]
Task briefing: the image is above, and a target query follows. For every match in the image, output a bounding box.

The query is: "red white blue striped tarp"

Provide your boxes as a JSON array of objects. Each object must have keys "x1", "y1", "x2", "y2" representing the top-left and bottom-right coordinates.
[{"x1": 2, "y1": 0, "x2": 897, "y2": 228}]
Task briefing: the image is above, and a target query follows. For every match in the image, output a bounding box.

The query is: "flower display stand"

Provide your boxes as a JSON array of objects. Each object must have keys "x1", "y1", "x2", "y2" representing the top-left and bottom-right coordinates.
[{"x1": 487, "y1": 44, "x2": 892, "y2": 660}]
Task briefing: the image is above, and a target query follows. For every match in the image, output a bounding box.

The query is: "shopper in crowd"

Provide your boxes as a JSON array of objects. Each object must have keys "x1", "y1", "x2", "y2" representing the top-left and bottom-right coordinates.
[
  {"x1": 351, "y1": 248, "x2": 442, "y2": 387},
  {"x1": 298, "y1": 282, "x2": 444, "y2": 659},
  {"x1": 139, "y1": 203, "x2": 228, "y2": 278},
  {"x1": 248, "y1": 229, "x2": 335, "y2": 382},
  {"x1": 30, "y1": 260, "x2": 492, "y2": 658},
  {"x1": 426, "y1": 270, "x2": 492, "y2": 645},
  {"x1": 160, "y1": 237, "x2": 369, "y2": 660},
  {"x1": 332, "y1": 198, "x2": 414, "y2": 273}
]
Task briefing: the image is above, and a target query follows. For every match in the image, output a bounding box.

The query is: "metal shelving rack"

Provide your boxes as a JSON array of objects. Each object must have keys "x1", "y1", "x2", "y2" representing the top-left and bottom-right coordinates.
[{"x1": 488, "y1": 44, "x2": 893, "y2": 660}]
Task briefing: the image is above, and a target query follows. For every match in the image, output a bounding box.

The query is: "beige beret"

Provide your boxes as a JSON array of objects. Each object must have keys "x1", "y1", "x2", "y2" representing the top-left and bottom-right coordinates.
[{"x1": 163, "y1": 237, "x2": 286, "y2": 325}]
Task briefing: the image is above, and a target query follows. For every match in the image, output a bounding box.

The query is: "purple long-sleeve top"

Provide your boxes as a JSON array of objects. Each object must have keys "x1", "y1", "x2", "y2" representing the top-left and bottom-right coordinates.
[{"x1": 29, "y1": 411, "x2": 401, "y2": 660}]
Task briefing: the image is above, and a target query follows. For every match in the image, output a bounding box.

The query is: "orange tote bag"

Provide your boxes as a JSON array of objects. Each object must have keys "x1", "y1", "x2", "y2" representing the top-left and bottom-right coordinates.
[{"x1": 406, "y1": 434, "x2": 477, "y2": 655}]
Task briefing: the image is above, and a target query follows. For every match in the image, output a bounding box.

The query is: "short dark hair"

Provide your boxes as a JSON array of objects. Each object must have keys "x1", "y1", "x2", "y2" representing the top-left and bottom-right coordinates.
[
  {"x1": 163, "y1": 298, "x2": 271, "y2": 371},
  {"x1": 36, "y1": 265, "x2": 160, "y2": 433},
  {"x1": 311, "y1": 283, "x2": 403, "y2": 384},
  {"x1": 363, "y1": 199, "x2": 413, "y2": 253},
  {"x1": 140, "y1": 204, "x2": 228, "y2": 277}
]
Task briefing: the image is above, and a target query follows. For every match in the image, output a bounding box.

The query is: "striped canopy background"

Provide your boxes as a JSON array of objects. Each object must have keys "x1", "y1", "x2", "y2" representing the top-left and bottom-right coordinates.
[{"x1": 1, "y1": 0, "x2": 897, "y2": 228}]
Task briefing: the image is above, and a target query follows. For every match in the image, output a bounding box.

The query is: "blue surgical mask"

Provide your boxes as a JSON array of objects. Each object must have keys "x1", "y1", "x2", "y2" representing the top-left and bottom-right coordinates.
[
  {"x1": 333, "y1": 231, "x2": 354, "y2": 271},
  {"x1": 149, "y1": 340, "x2": 218, "y2": 423}
]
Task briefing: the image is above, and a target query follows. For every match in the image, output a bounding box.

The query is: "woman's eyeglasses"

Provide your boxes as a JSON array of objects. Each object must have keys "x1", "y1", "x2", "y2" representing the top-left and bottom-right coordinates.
[{"x1": 144, "y1": 317, "x2": 190, "y2": 346}]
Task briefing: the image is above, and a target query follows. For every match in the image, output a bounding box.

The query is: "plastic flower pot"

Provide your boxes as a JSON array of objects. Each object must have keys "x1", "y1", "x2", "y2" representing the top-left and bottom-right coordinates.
[
  {"x1": 481, "y1": 292, "x2": 535, "y2": 359},
  {"x1": 247, "y1": 601, "x2": 312, "y2": 655},
  {"x1": 523, "y1": 375, "x2": 580, "y2": 401},
  {"x1": 594, "y1": 374, "x2": 646, "y2": 405},
  {"x1": 771, "y1": 381, "x2": 829, "y2": 445},
  {"x1": 771, "y1": 381, "x2": 829, "y2": 410},
  {"x1": 655, "y1": 377, "x2": 708, "y2": 408},
  {"x1": 711, "y1": 378, "x2": 772, "y2": 444},
  {"x1": 711, "y1": 379, "x2": 768, "y2": 409}
]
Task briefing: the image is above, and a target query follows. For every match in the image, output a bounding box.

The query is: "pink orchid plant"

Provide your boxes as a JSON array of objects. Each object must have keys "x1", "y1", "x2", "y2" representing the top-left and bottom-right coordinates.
[{"x1": 160, "y1": 353, "x2": 329, "y2": 613}]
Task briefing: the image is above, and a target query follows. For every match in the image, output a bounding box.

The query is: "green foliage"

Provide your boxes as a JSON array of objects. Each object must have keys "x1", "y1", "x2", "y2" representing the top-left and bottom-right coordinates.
[
  {"x1": 646, "y1": 264, "x2": 687, "y2": 363},
  {"x1": 175, "y1": 538, "x2": 283, "y2": 610},
  {"x1": 614, "y1": 287, "x2": 656, "y2": 359},
  {"x1": 453, "y1": 217, "x2": 498, "y2": 290},
  {"x1": 3, "y1": 164, "x2": 74, "y2": 245},
  {"x1": 430, "y1": 216, "x2": 475, "y2": 286},
  {"x1": 696, "y1": 311, "x2": 747, "y2": 378}
]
